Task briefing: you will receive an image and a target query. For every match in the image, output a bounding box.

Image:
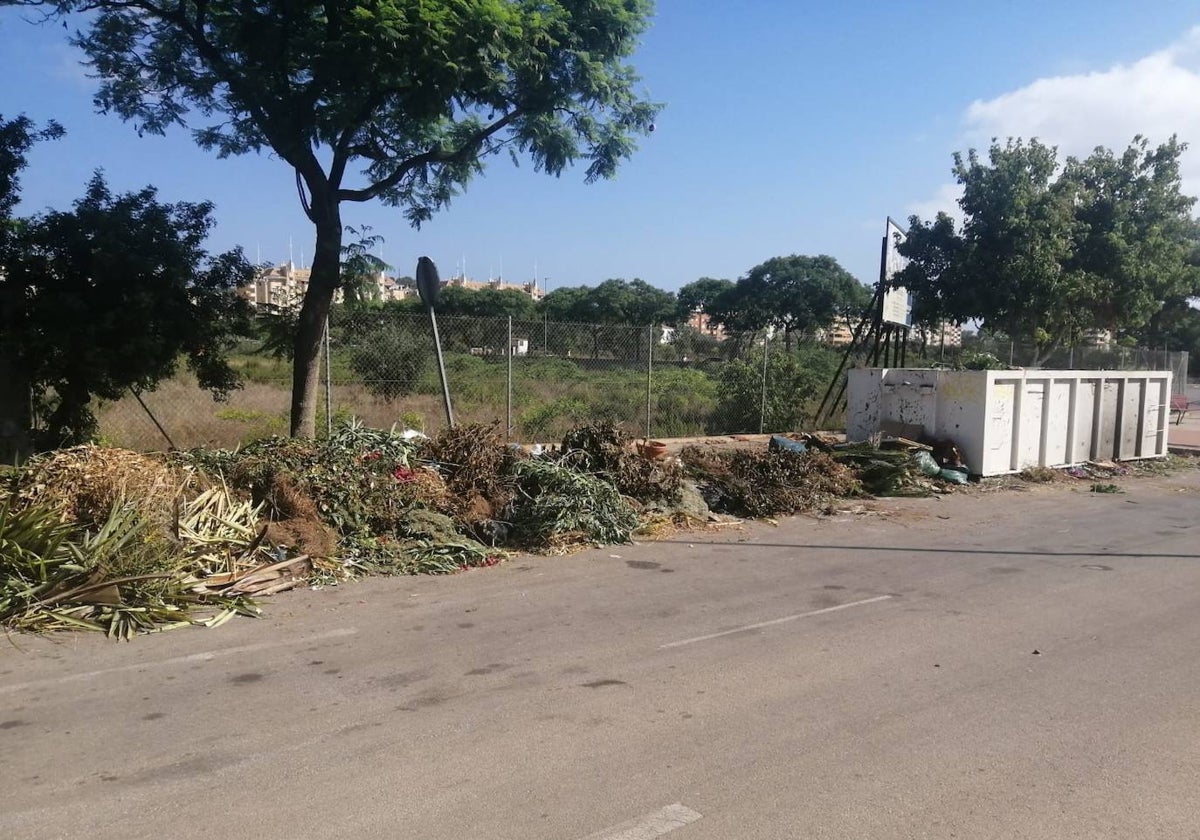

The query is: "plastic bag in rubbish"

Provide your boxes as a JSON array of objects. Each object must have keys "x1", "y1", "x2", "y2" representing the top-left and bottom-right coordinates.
[
  {"x1": 769, "y1": 435, "x2": 807, "y2": 454},
  {"x1": 938, "y1": 467, "x2": 968, "y2": 485},
  {"x1": 913, "y1": 450, "x2": 941, "y2": 477}
]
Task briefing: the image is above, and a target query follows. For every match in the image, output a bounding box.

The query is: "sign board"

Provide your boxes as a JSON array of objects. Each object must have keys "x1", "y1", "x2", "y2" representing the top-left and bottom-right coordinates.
[
  {"x1": 416, "y1": 256, "x2": 440, "y2": 307},
  {"x1": 880, "y1": 218, "x2": 912, "y2": 327}
]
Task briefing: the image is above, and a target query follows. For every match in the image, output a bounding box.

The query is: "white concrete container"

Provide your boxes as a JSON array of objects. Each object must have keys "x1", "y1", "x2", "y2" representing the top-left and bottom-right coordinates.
[{"x1": 846, "y1": 368, "x2": 1172, "y2": 476}]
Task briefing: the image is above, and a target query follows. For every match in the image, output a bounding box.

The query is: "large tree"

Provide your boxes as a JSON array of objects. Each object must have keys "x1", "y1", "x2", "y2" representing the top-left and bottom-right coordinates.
[
  {"x1": 19, "y1": 0, "x2": 661, "y2": 436},
  {"x1": 2, "y1": 170, "x2": 254, "y2": 447},
  {"x1": 897, "y1": 137, "x2": 1200, "y2": 364},
  {"x1": 709, "y1": 255, "x2": 868, "y2": 350},
  {"x1": 675, "y1": 276, "x2": 733, "y2": 324},
  {"x1": 0, "y1": 115, "x2": 64, "y2": 459}
]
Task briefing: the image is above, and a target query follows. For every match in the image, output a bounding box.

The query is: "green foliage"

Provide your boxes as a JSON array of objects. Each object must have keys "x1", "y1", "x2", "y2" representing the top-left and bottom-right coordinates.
[
  {"x1": 226, "y1": 420, "x2": 427, "y2": 537},
  {"x1": 658, "y1": 325, "x2": 723, "y2": 362},
  {"x1": 0, "y1": 114, "x2": 63, "y2": 227},
  {"x1": 214, "y1": 406, "x2": 290, "y2": 441},
  {"x1": 519, "y1": 397, "x2": 590, "y2": 441},
  {"x1": 228, "y1": 353, "x2": 292, "y2": 383},
  {"x1": 509, "y1": 458, "x2": 638, "y2": 546},
  {"x1": 708, "y1": 256, "x2": 869, "y2": 345},
  {"x1": 899, "y1": 137, "x2": 1200, "y2": 364},
  {"x1": 340, "y1": 225, "x2": 388, "y2": 311},
  {"x1": 538, "y1": 278, "x2": 676, "y2": 328},
  {"x1": 560, "y1": 422, "x2": 683, "y2": 502},
  {"x1": 958, "y1": 350, "x2": 1005, "y2": 370},
  {"x1": 713, "y1": 344, "x2": 840, "y2": 433},
  {"x1": 435, "y1": 285, "x2": 538, "y2": 320},
  {"x1": 26, "y1": 0, "x2": 662, "y2": 435},
  {"x1": 348, "y1": 319, "x2": 431, "y2": 399},
  {"x1": 651, "y1": 367, "x2": 718, "y2": 436},
  {"x1": 53, "y1": 0, "x2": 661, "y2": 212},
  {"x1": 340, "y1": 510, "x2": 496, "y2": 575},
  {"x1": 0, "y1": 497, "x2": 75, "y2": 575},
  {"x1": 1135, "y1": 301, "x2": 1200, "y2": 375},
  {"x1": 675, "y1": 277, "x2": 734, "y2": 324},
  {"x1": 0, "y1": 495, "x2": 260, "y2": 638},
  {"x1": 2, "y1": 168, "x2": 255, "y2": 449}
]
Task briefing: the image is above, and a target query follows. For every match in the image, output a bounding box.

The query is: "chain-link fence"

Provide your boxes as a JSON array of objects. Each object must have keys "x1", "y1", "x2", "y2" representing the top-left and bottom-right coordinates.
[
  {"x1": 86, "y1": 311, "x2": 1193, "y2": 451},
  {"x1": 89, "y1": 312, "x2": 853, "y2": 450}
]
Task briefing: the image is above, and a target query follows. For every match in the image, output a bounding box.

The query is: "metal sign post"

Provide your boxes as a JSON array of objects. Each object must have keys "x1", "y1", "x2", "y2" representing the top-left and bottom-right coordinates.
[{"x1": 416, "y1": 256, "x2": 455, "y2": 429}]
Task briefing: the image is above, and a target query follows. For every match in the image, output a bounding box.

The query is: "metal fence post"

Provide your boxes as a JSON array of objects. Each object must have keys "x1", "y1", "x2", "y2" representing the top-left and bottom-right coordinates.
[
  {"x1": 324, "y1": 314, "x2": 333, "y2": 437},
  {"x1": 506, "y1": 316, "x2": 514, "y2": 440},
  {"x1": 645, "y1": 324, "x2": 654, "y2": 441},
  {"x1": 759, "y1": 330, "x2": 770, "y2": 434}
]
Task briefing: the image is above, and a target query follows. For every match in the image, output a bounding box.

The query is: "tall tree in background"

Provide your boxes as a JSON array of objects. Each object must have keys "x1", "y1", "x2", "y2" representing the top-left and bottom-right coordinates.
[
  {"x1": 18, "y1": 0, "x2": 661, "y2": 436},
  {"x1": 708, "y1": 255, "x2": 868, "y2": 351},
  {"x1": 898, "y1": 137, "x2": 1200, "y2": 364},
  {"x1": 675, "y1": 277, "x2": 733, "y2": 324}
]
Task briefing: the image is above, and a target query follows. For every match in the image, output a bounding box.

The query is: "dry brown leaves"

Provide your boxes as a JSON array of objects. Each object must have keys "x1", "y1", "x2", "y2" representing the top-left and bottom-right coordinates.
[
  {"x1": 426, "y1": 422, "x2": 518, "y2": 522},
  {"x1": 12, "y1": 445, "x2": 190, "y2": 526}
]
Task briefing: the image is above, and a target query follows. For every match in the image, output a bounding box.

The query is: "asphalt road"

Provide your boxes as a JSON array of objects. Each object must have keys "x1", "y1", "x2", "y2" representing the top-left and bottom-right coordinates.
[{"x1": 4, "y1": 471, "x2": 1200, "y2": 839}]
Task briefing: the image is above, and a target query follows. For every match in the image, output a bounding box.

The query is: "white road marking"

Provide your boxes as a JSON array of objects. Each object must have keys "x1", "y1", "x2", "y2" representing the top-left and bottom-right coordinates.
[
  {"x1": 579, "y1": 803, "x2": 703, "y2": 840},
  {"x1": 0, "y1": 627, "x2": 358, "y2": 695},
  {"x1": 660, "y1": 594, "x2": 894, "y2": 649}
]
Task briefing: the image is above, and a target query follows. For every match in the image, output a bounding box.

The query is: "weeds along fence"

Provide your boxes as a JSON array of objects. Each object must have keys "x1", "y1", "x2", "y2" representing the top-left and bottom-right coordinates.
[{"x1": 93, "y1": 312, "x2": 847, "y2": 451}]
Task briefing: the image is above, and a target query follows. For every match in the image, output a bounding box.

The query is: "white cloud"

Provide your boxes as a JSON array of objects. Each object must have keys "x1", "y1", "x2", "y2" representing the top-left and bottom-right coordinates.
[
  {"x1": 905, "y1": 181, "x2": 962, "y2": 224},
  {"x1": 910, "y1": 26, "x2": 1200, "y2": 220},
  {"x1": 965, "y1": 26, "x2": 1200, "y2": 192}
]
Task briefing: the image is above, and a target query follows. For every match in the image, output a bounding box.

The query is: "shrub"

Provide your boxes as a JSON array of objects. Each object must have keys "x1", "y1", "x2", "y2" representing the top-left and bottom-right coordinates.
[{"x1": 348, "y1": 321, "x2": 431, "y2": 399}]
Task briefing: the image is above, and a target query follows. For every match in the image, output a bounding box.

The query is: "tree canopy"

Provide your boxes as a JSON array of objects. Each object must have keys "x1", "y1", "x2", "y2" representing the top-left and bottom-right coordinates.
[
  {"x1": 897, "y1": 136, "x2": 1200, "y2": 363},
  {"x1": 675, "y1": 277, "x2": 733, "y2": 322},
  {"x1": 0, "y1": 120, "x2": 254, "y2": 447},
  {"x1": 705, "y1": 255, "x2": 869, "y2": 348},
  {"x1": 539, "y1": 278, "x2": 675, "y2": 325},
  {"x1": 17, "y1": 0, "x2": 662, "y2": 436}
]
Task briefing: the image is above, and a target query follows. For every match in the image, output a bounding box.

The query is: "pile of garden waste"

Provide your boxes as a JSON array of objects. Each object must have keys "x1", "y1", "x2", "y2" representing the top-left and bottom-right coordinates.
[{"x1": 1, "y1": 419, "x2": 966, "y2": 637}]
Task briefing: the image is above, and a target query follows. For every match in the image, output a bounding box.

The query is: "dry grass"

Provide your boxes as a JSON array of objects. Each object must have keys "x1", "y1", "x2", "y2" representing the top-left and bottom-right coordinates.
[
  {"x1": 11, "y1": 445, "x2": 189, "y2": 527},
  {"x1": 93, "y1": 373, "x2": 509, "y2": 451}
]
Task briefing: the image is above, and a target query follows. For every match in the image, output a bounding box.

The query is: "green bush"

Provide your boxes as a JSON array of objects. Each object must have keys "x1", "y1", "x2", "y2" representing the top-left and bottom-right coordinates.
[
  {"x1": 651, "y1": 367, "x2": 718, "y2": 437},
  {"x1": 348, "y1": 321, "x2": 431, "y2": 399},
  {"x1": 711, "y1": 344, "x2": 840, "y2": 434}
]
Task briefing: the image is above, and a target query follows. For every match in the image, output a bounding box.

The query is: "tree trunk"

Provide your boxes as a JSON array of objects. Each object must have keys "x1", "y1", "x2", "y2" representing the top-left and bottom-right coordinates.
[
  {"x1": 1027, "y1": 338, "x2": 1060, "y2": 368},
  {"x1": 44, "y1": 379, "x2": 93, "y2": 449},
  {"x1": 290, "y1": 205, "x2": 343, "y2": 437}
]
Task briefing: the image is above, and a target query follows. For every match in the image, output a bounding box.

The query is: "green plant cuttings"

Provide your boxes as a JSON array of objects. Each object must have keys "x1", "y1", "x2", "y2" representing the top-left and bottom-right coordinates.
[{"x1": 509, "y1": 458, "x2": 639, "y2": 547}]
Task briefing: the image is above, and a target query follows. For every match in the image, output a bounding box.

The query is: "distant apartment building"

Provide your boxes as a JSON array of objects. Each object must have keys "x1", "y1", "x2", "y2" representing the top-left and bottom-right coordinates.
[
  {"x1": 380, "y1": 275, "x2": 417, "y2": 301},
  {"x1": 242, "y1": 262, "x2": 315, "y2": 308},
  {"x1": 443, "y1": 273, "x2": 545, "y2": 301},
  {"x1": 1080, "y1": 328, "x2": 1114, "y2": 349},
  {"x1": 243, "y1": 265, "x2": 545, "y2": 308},
  {"x1": 915, "y1": 322, "x2": 963, "y2": 349},
  {"x1": 685, "y1": 310, "x2": 726, "y2": 340},
  {"x1": 818, "y1": 320, "x2": 962, "y2": 348},
  {"x1": 820, "y1": 320, "x2": 858, "y2": 346}
]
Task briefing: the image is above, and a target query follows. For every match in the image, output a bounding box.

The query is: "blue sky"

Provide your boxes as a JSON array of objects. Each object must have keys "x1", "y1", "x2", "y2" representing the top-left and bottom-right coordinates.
[{"x1": 2, "y1": 1, "x2": 1199, "y2": 292}]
